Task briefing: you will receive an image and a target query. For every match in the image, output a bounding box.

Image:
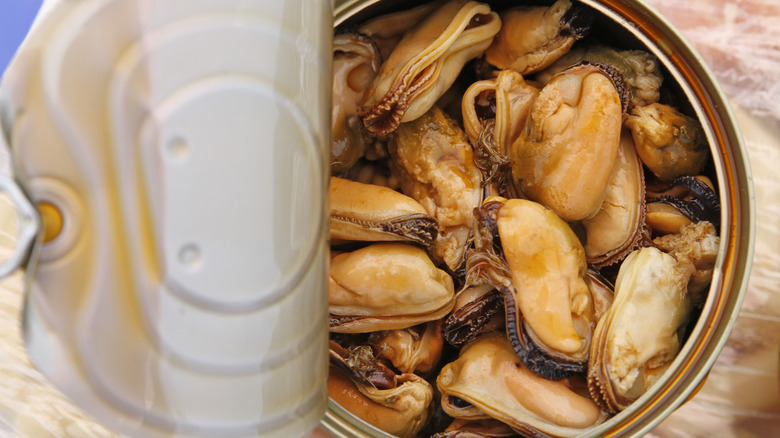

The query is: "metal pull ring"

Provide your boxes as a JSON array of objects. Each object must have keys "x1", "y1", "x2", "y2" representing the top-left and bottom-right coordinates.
[{"x1": 0, "y1": 176, "x2": 39, "y2": 278}]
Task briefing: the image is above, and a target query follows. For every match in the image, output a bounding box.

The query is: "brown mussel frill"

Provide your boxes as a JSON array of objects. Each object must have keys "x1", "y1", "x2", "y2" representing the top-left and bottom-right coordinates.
[
  {"x1": 329, "y1": 176, "x2": 438, "y2": 246},
  {"x1": 328, "y1": 1, "x2": 723, "y2": 436}
]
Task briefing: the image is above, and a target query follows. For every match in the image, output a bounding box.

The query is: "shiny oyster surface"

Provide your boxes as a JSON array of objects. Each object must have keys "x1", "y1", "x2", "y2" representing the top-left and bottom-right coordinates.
[
  {"x1": 625, "y1": 103, "x2": 709, "y2": 182},
  {"x1": 329, "y1": 176, "x2": 438, "y2": 246},
  {"x1": 329, "y1": 243, "x2": 455, "y2": 333},
  {"x1": 390, "y1": 105, "x2": 483, "y2": 272},
  {"x1": 588, "y1": 247, "x2": 692, "y2": 413},
  {"x1": 510, "y1": 62, "x2": 625, "y2": 221},
  {"x1": 438, "y1": 332, "x2": 606, "y2": 437},
  {"x1": 360, "y1": 0, "x2": 501, "y2": 136},
  {"x1": 331, "y1": 33, "x2": 381, "y2": 173},
  {"x1": 484, "y1": 0, "x2": 591, "y2": 75}
]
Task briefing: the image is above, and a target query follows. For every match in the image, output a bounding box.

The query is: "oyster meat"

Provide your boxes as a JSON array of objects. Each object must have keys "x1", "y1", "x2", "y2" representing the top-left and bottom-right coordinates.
[
  {"x1": 332, "y1": 33, "x2": 382, "y2": 173},
  {"x1": 484, "y1": 0, "x2": 592, "y2": 75},
  {"x1": 329, "y1": 243, "x2": 456, "y2": 333},
  {"x1": 390, "y1": 105, "x2": 483, "y2": 272},
  {"x1": 510, "y1": 62, "x2": 626, "y2": 221},
  {"x1": 625, "y1": 103, "x2": 709, "y2": 182},
  {"x1": 360, "y1": 0, "x2": 501, "y2": 136},
  {"x1": 438, "y1": 332, "x2": 606, "y2": 437},
  {"x1": 588, "y1": 246, "x2": 692, "y2": 413},
  {"x1": 329, "y1": 176, "x2": 437, "y2": 246}
]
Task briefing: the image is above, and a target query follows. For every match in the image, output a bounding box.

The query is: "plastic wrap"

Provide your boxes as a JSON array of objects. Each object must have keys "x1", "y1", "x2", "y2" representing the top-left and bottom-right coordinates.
[{"x1": 1, "y1": 0, "x2": 779, "y2": 437}]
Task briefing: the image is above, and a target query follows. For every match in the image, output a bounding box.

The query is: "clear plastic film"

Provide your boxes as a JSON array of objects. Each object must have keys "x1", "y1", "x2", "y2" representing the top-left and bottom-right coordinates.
[{"x1": 0, "y1": 1, "x2": 779, "y2": 438}]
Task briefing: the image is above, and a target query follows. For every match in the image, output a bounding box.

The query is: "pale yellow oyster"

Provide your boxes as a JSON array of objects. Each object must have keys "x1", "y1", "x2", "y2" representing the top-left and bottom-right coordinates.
[
  {"x1": 654, "y1": 220, "x2": 720, "y2": 304},
  {"x1": 329, "y1": 243, "x2": 455, "y2": 333},
  {"x1": 580, "y1": 129, "x2": 651, "y2": 268},
  {"x1": 360, "y1": 0, "x2": 501, "y2": 136},
  {"x1": 484, "y1": 0, "x2": 591, "y2": 75},
  {"x1": 368, "y1": 320, "x2": 445, "y2": 374},
  {"x1": 329, "y1": 366, "x2": 434, "y2": 438},
  {"x1": 438, "y1": 332, "x2": 607, "y2": 437},
  {"x1": 390, "y1": 105, "x2": 483, "y2": 272},
  {"x1": 588, "y1": 246, "x2": 692, "y2": 413},
  {"x1": 467, "y1": 198, "x2": 596, "y2": 379},
  {"x1": 329, "y1": 176, "x2": 437, "y2": 246},
  {"x1": 624, "y1": 102, "x2": 709, "y2": 182},
  {"x1": 331, "y1": 33, "x2": 381, "y2": 173},
  {"x1": 510, "y1": 62, "x2": 625, "y2": 221}
]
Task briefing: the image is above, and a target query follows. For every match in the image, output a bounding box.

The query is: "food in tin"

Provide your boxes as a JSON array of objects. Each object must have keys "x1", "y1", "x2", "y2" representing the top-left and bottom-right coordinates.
[{"x1": 327, "y1": 0, "x2": 722, "y2": 435}]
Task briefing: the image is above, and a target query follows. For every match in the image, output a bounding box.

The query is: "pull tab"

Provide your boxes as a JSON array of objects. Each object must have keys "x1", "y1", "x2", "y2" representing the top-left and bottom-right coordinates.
[{"x1": 0, "y1": 174, "x2": 40, "y2": 278}]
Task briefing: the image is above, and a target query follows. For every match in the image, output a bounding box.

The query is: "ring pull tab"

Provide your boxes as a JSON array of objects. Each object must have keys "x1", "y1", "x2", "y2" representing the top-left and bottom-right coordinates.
[{"x1": 0, "y1": 175, "x2": 40, "y2": 278}]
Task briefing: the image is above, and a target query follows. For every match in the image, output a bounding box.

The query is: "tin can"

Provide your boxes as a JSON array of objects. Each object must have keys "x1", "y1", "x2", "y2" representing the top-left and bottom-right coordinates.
[{"x1": 321, "y1": 0, "x2": 755, "y2": 436}]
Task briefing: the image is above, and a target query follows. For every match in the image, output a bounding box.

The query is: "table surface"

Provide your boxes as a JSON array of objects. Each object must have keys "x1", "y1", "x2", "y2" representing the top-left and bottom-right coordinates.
[{"x1": 1, "y1": 0, "x2": 779, "y2": 437}]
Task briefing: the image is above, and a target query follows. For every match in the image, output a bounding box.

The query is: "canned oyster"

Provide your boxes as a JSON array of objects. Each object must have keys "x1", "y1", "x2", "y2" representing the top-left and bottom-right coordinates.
[{"x1": 324, "y1": 0, "x2": 754, "y2": 437}]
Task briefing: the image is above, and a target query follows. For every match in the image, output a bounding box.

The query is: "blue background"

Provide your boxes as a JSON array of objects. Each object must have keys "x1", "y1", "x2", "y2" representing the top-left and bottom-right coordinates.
[{"x1": 1, "y1": 0, "x2": 44, "y2": 80}]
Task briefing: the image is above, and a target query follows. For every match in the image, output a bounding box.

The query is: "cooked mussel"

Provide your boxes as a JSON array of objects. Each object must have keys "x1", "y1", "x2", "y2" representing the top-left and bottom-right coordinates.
[
  {"x1": 536, "y1": 44, "x2": 663, "y2": 110},
  {"x1": 624, "y1": 103, "x2": 709, "y2": 182},
  {"x1": 330, "y1": 365, "x2": 434, "y2": 438},
  {"x1": 461, "y1": 70, "x2": 539, "y2": 192},
  {"x1": 368, "y1": 320, "x2": 445, "y2": 374},
  {"x1": 588, "y1": 247, "x2": 692, "y2": 413},
  {"x1": 332, "y1": 33, "x2": 382, "y2": 173},
  {"x1": 360, "y1": 0, "x2": 501, "y2": 136},
  {"x1": 329, "y1": 243, "x2": 456, "y2": 333},
  {"x1": 510, "y1": 62, "x2": 627, "y2": 221},
  {"x1": 390, "y1": 105, "x2": 483, "y2": 272},
  {"x1": 484, "y1": 0, "x2": 592, "y2": 75},
  {"x1": 580, "y1": 129, "x2": 651, "y2": 268},
  {"x1": 438, "y1": 333, "x2": 607, "y2": 437},
  {"x1": 467, "y1": 198, "x2": 596, "y2": 379},
  {"x1": 329, "y1": 176, "x2": 437, "y2": 246},
  {"x1": 654, "y1": 221, "x2": 720, "y2": 305},
  {"x1": 646, "y1": 175, "x2": 720, "y2": 235}
]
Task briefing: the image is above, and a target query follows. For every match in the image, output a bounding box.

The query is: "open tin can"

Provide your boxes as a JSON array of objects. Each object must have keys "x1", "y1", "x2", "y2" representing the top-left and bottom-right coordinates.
[{"x1": 322, "y1": 0, "x2": 755, "y2": 436}]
